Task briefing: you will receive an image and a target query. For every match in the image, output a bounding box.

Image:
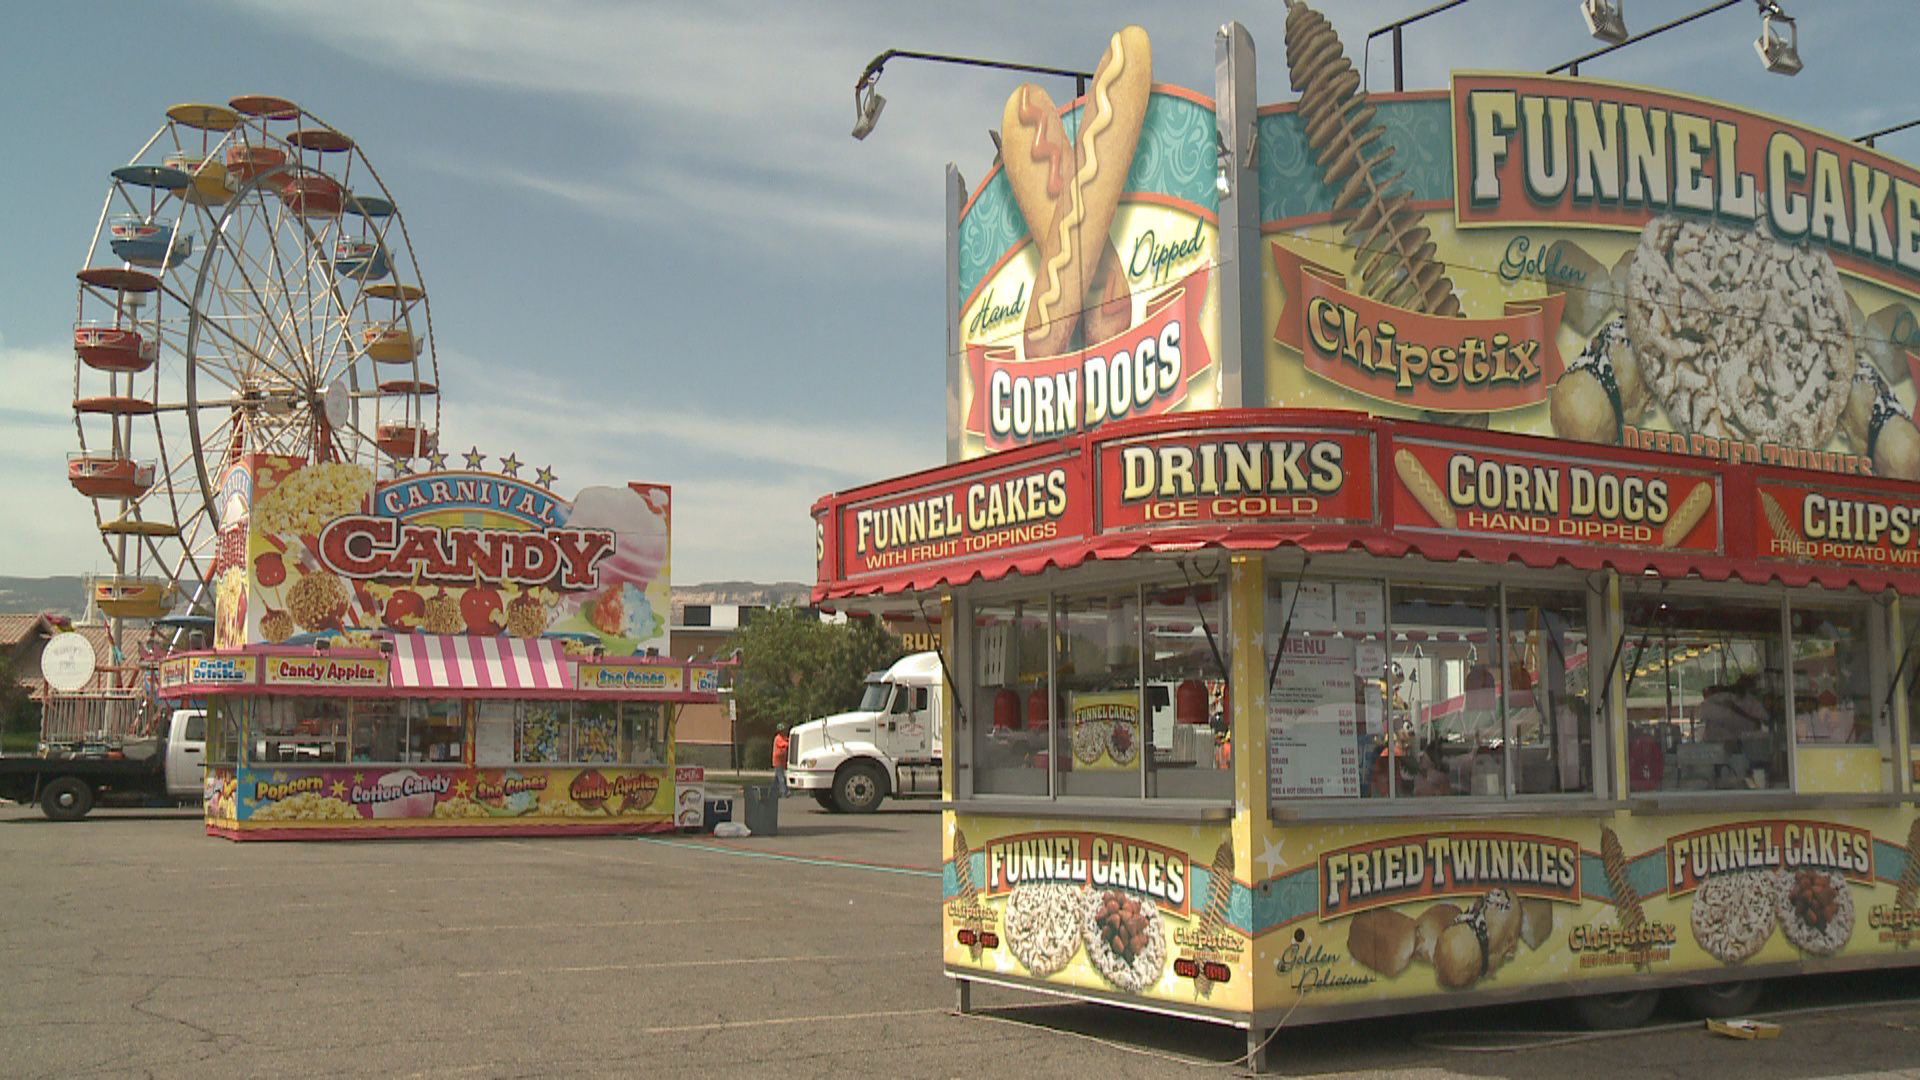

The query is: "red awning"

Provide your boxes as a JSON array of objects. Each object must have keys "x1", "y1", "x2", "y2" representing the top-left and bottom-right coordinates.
[{"x1": 812, "y1": 409, "x2": 1920, "y2": 604}]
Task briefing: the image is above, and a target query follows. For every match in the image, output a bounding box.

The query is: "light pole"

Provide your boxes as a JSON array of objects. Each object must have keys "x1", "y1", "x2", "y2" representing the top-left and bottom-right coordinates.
[
  {"x1": 1860, "y1": 119, "x2": 1920, "y2": 149},
  {"x1": 1547, "y1": 1, "x2": 1800, "y2": 77},
  {"x1": 851, "y1": 49, "x2": 1092, "y2": 141},
  {"x1": 1364, "y1": 1, "x2": 1471, "y2": 93}
]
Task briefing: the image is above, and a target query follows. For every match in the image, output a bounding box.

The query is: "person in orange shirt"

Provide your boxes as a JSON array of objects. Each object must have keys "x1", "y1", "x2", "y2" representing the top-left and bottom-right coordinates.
[{"x1": 771, "y1": 724, "x2": 791, "y2": 798}]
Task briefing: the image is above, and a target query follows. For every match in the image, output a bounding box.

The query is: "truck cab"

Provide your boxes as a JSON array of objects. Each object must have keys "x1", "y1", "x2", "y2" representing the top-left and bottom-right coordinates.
[
  {"x1": 1, "y1": 707, "x2": 205, "y2": 821},
  {"x1": 786, "y1": 652, "x2": 943, "y2": 812}
]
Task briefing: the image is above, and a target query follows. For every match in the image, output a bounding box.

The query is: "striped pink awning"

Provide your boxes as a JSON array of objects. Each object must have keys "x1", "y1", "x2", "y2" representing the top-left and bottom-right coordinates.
[{"x1": 392, "y1": 634, "x2": 572, "y2": 692}]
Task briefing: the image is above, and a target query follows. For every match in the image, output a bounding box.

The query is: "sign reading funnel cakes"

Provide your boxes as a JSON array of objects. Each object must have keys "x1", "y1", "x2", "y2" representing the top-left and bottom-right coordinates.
[
  {"x1": 1689, "y1": 870, "x2": 1778, "y2": 964},
  {"x1": 1082, "y1": 888, "x2": 1167, "y2": 993},
  {"x1": 1626, "y1": 217, "x2": 1857, "y2": 446},
  {"x1": 1004, "y1": 882, "x2": 1085, "y2": 977}
]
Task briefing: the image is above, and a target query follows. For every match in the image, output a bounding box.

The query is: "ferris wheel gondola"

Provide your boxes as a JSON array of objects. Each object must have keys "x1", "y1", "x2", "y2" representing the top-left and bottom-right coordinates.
[{"x1": 71, "y1": 95, "x2": 441, "y2": 649}]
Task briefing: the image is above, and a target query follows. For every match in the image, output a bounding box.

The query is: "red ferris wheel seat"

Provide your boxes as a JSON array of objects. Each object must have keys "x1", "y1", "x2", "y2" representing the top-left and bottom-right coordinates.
[{"x1": 73, "y1": 325, "x2": 156, "y2": 372}]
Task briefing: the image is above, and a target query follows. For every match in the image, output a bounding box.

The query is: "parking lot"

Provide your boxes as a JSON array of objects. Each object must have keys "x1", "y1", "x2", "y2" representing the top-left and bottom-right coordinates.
[{"x1": 4, "y1": 798, "x2": 1919, "y2": 1079}]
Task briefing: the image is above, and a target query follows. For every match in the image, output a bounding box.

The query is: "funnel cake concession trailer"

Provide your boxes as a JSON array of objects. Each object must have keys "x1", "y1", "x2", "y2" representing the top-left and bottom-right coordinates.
[
  {"x1": 162, "y1": 452, "x2": 720, "y2": 839},
  {"x1": 813, "y1": 11, "x2": 1920, "y2": 1065}
]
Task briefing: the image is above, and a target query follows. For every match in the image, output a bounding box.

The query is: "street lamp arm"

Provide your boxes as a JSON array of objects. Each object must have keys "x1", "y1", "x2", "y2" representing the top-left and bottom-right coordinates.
[
  {"x1": 1547, "y1": 0, "x2": 1742, "y2": 75},
  {"x1": 856, "y1": 49, "x2": 1092, "y2": 91},
  {"x1": 1858, "y1": 118, "x2": 1920, "y2": 148}
]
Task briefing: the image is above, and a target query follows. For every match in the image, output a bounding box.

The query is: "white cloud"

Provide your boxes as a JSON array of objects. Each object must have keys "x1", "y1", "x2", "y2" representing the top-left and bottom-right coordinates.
[
  {"x1": 0, "y1": 339, "x2": 123, "y2": 578},
  {"x1": 430, "y1": 349, "x2": 941, "y2": 584}
]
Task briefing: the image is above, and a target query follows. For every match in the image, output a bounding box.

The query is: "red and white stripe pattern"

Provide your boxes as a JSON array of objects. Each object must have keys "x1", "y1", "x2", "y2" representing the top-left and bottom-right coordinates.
[{"x1": 392, "y1": 633, "x2": 571, "y2": 691}]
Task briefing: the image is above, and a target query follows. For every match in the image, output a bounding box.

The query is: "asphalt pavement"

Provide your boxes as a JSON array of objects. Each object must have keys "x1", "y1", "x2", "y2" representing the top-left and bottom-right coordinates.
[{"x1": 2, "y1": 797, "x2": 1918, "y2": 1079}]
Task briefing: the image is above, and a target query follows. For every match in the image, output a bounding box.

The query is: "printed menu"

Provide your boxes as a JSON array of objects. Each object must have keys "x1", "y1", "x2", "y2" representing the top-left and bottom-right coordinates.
[{"x1": 1267, "y1": 635, "x2": 1362, "y2": 799}]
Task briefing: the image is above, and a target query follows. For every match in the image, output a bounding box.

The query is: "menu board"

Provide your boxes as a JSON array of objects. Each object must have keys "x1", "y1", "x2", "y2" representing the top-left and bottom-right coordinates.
[{"x1": 1267, "y1": 635, "x2": 1362, "y2": 799}]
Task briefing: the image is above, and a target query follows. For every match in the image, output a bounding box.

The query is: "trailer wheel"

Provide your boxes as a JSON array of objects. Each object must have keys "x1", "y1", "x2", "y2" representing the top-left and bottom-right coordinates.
[
  {"x1": 812, "y1": 792, "x2": 839, "y2": 812},
  {"x1": 833, "y1": 762, "x2": 887, "y2": 814},
  {"x1": 1567, "y1": 989, "x2": 1660, "y2": 1030},
  {"x1": 40, "y1": 776, "x2": 94, "y2": 822},
  {"x1": 1678, "y1": 980, "x2": 1762, "y2": 1018}
]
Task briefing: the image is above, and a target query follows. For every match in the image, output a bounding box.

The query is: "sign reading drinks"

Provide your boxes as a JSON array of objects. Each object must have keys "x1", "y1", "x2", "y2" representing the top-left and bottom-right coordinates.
[
  {"x1": 213, "y1": 454, "x2": 671, "y2": 656},
  {"x1": 954, "y1": 28, "x2": 1222, "y2": 458}
]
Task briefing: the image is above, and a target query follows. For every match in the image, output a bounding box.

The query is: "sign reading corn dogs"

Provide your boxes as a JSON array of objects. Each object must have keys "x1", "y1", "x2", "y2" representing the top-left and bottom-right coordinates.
[
  {"x1": 955, "y1": 27, "x2": 1221, "y2": 457},
  {"x1": 1390, "y1": 439, "x2": 1720, "y2": 552},
  {"x1": 216, "y1": 454, "x2": 672, "y2": 656},
  {"x1": 1260, "y1": 0, "x2": 1920, "y2": 483}
]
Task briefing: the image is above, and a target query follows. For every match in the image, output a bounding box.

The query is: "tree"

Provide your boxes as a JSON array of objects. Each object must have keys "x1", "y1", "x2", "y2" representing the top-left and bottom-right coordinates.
[
  {"x1": 0, "y1": 655, "x2": 38, "y2": 750},
  {"x1": 729, "y1": 608, "x2": 907, "y2": 763}
]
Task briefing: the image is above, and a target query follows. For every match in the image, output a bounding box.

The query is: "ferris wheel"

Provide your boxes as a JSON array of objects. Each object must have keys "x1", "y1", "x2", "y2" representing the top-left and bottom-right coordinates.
[{"x1": 71, "y1": 95, "x2": 440, "y2": 648}]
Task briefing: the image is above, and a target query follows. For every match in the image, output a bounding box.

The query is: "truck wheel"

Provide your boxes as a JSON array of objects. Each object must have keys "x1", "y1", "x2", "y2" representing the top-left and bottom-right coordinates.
[
  {"x1": 1567, "y1": 989, "x2": 1660, "y2": 1030},
  {"x1": 833, "y1": 762, "x2": 887, "y2": 814},
  {"x1": 812, "y1": 792, "x2": 839, "y2": 812},
  {"x1": 40, "y1": 776, "x2": 94, "y2": 822},
  {"x1": 1678, "y1": 980, "x2": 1762, "y2": 1018}
]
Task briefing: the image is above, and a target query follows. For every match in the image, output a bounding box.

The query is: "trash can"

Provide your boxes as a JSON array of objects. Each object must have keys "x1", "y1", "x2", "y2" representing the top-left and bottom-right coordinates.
[
  {"x1": 740, "y1": 783, "x2": 779, "y2": 837},
  {"x1": 701, "y1": 795, "x2": 734, "y2": 832}
]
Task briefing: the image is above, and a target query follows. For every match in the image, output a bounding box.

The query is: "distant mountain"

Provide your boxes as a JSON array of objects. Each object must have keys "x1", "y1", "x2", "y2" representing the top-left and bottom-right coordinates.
[
  {"x1": 0, "y1": 577, "x2": 88, "y2": 618},
  {"x1": 671, "y1": 581, "x2": 811, "y2": 619}
]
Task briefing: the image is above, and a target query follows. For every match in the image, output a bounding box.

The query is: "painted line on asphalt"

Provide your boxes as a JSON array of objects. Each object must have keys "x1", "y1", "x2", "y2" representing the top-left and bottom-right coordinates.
[
  {"x1": 352, "y1": 915, "x2": 760, "y2": 936},
  {"x1": 642, "y1": 1006, "x2": 947, "y2": 1035},
  {"x1": 638, "y1": 837, "x2": 941, "y2": 878},
  {"x1": 457, "y1": 950, "x2": 920, "y2": 978}
]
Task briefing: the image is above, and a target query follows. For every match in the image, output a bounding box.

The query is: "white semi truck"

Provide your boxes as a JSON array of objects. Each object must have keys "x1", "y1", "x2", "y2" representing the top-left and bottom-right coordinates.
[{"x1": 786, "y1": 652, "x2": 943, "y2": 813}]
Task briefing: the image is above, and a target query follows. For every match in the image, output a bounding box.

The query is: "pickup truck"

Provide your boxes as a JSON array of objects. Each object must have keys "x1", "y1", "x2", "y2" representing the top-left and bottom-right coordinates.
[{"x1": 0, "y1": 708, "x2": 206, "y2": 820}]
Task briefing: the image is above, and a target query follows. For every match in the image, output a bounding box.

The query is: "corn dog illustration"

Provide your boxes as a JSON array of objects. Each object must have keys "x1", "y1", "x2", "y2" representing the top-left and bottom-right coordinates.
[
  {"x1": 1394, "y1": 449, "x2": 1456, "y2": 529},
  {"x1": 1000, "y1": 27, "x2": 1151, "y2": 360},
  {"x1": 1660, "y1": 483, "x2": 1713, "y2": 549}
]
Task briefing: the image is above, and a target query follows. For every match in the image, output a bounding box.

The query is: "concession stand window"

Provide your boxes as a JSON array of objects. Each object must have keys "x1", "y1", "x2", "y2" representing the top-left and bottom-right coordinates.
[
  {"x1": 961, "y1": 567, "x2": 1234, "y2": 806},
  {"x1": 1263, "y1": 566, "x2": 1604, "y2": 808}
]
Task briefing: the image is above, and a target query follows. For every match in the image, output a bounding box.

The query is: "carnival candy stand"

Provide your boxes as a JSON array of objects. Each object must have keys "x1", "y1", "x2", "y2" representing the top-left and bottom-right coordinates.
[
  {"x1": 163, "y1": 637, "x2": 719, "y2": 839},
  {"x1": 172, "y1": 449, "x2": 715, "y2": 839},
  {"x1": 815, "y1": 9, "x2": 1920, "y2": 1065}
]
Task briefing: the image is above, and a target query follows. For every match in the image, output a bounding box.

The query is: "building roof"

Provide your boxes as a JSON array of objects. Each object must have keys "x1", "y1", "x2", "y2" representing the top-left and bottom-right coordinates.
[{"x1": 0, "y1": 614, "x2": 55, "y2": 648}]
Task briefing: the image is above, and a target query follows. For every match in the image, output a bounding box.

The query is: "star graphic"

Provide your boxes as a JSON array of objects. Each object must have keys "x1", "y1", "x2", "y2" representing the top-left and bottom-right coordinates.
[
  {"x1": 390, "y1": 456, "x2": 414, "y2": 477},
  {"x1": 453, "y1": 779, "x2": 470, "y2": 796},
  {"x1": 497, "y1": 453, "x2": 523, "y2": 477},
  {"x1": 462, "y1": 446, "x2": 487, "y2": 470},
  {"x1": 1255, "y1": 834, "x2": 1288, "y2": 880},
  {"x1": 534, "y1": 466, "x2": 557, "y2": 488},
  {"x1": 330, "y1": 780, "x2": 347, "y2": 798},
  {"x1": 272, "y1": 770, "x2": 288, "y2": 784},
  {"x1": 352, "y1": 772, "x2": 366, "y2": 784},
  {"x1": 426, "y1": 449, "x2": 449, "y2": 471}
]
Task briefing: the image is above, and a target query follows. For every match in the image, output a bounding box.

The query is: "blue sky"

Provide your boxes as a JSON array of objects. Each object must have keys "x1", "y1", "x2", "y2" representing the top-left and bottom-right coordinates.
[{"x1": 1, "y1": 1, "x2": 1909, "y2": 587}]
